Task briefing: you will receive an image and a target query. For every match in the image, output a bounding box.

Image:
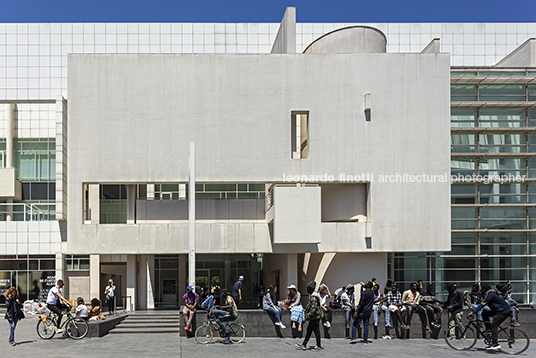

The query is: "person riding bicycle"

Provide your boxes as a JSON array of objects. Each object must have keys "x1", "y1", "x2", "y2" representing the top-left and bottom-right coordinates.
[
  {"x1": 468, "y1": 284, "x2": 512, "y2": 351},
  {"x1": 46, "y1": 279, "x2": 71, "y2": 333},
  {"x1": 213, "y1": 288, "x2": 238, "y2": 338}
]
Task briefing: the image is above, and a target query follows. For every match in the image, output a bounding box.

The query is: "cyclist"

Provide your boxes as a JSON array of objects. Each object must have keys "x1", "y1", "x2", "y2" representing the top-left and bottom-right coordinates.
[
  {"x1": 213, "y1": 288, "x2": 238, "y2": 339},
  {"x1": 46, "y1": 279, "x2": 71, "y2": 333},
  {"x1": 468, "y1": 284, "x2": 512, "y2": 351}
]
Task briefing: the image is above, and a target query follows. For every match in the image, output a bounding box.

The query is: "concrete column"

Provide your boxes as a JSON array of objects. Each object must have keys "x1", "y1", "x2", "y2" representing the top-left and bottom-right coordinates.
[
  {"x1": 55, "y1": 252, "x2": 64, "y2": 283},
  {"x1": 5, "y1": 104, "x2": 13, "y2": 221},
  {"x1": 178, "y1": 254, "x2": 186, "y2": 298},
  {"x1": 127, "y1": 184, "x2": 137, "y2": 224},
  {"x1": 90, "y1": 254, "x2": 100, "y2": 301},
  {"x1": 88, "y1": 184, "x2": 100, "y2": 224},
  {"x1": 287, "y1": 253, "x2": 298, "y2": 287},
  {"x1": 147, "y1": 254, "x2": 155, "y2": 309},
  {"x1": 126, "y1": 255, "x2": 137, "y2": 311},
  {"x1": 138, "y1": 254, "x2": 148, "y2": 310}
]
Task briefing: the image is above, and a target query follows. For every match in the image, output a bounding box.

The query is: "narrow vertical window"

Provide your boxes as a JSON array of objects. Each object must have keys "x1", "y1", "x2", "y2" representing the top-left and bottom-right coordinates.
[
  {"x1": 291, "y1": 112, "x2": 309, "y2": 159},
  {"x1": 364, "y1": 93, "x2": 371, "y2": 122}
]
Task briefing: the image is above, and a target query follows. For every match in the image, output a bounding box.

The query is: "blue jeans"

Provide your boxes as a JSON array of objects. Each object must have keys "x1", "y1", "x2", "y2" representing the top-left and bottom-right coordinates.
[
  {"x1": 265, "y1": 306, "x2": 282, "y2": 323},
  {"x1": 202, "y1": 295, "x2": 214, "y2": 309},
  {"x1": 352, "y1": 311, "x2": 372, "y2": 341},
  {"x1": 213, "y1": 309, "x2": 235, "y2": 334},
  {"x1": 472, "y1": 304, "x2": 491, "y2": 322},
  {"x1": 343, "y1": 306, "x2": 352, "y2": 327},
  {"x1": 373, "y1": 303, "x2": 390, "y2": 326},
  {"x1": 8, "y1": 316, "x2": 18, "y2": 342}
]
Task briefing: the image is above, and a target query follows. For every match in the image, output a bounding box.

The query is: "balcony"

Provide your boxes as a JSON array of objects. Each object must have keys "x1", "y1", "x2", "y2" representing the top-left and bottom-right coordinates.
[{"x1": 0, "y1": 168, "x2": 21, "y2": 200}]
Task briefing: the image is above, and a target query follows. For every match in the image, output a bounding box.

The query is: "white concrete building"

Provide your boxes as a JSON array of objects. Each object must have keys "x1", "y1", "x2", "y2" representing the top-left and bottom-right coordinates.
[{"x1": 1, "y1": 8, "x2": 535, "y2": 308}]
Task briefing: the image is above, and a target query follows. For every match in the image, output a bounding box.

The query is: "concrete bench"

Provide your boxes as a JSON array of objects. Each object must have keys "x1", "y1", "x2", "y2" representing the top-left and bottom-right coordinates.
[
  {"x1": 87, "y1": 314, "x2": 127, "y2": 337},
  {"x1": 186, "y1": 308, "x2": 536, "y2": 338}
]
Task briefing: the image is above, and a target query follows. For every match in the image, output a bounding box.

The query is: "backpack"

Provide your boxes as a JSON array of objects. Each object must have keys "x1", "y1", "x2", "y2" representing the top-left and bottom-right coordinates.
[
  {"x1": 305, "y1": 296, "x2": 324, "y2": 321},
  {"x1": 463, "y1": 290, "x2": 472, "y2": 308}
]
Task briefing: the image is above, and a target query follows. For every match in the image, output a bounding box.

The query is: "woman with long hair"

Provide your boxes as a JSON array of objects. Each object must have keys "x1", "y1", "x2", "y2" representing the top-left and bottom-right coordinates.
[
  {"x1": 4, "y1": 287, "x2": 25, "y2": 346},
  {"x1": 263, "y1": 285, "x2": 285, "y2": 328}
]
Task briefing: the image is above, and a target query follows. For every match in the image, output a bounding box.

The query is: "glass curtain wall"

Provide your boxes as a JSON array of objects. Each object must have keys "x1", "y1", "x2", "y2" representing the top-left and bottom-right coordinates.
[{"x1": 395, "y1": 69, "x2": 536, "y2": 303}]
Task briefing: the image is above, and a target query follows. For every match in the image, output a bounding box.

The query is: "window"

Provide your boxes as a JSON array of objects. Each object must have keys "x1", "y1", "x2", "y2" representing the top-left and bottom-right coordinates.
[{"x1": 291, "y1": 112, "x2": 309, "y2": 159}]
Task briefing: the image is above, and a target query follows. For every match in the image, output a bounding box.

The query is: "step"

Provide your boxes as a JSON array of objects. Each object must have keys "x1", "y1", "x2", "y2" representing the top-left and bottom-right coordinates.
[
  {"x1": 118, "y1": 323, "x2": 180, "y2": 329},
  {"x1": 110, "y1": 327, "x2": 180, "y2": 334}
]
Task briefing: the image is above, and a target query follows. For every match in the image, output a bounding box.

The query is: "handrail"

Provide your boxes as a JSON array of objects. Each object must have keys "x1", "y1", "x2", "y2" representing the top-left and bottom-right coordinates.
[{"x1": 0, "y1": 202, "x2": 52, "y2": 221}]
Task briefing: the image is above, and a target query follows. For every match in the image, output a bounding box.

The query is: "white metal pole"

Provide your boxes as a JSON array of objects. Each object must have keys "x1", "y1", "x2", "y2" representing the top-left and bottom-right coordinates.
[{"x1": 188, "y1": 141, "x2": 196, "y2": 288}]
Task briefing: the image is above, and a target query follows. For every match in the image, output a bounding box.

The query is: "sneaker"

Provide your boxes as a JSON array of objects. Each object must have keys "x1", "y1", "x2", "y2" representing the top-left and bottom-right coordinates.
[
  {"x1": 382, "y1": 335, "x2": 393, "y2": 339},
  {"x1": 486, "y1": 344, "x2": 501, "y2": 350},
  {"x1": 274, "y1": 322, "x2": 281, "y2": 326},
  {"x1": 312, "y1": 346, "x2": 323, "y2": 351},
  {"x1": 295, "y1": 343, "x2": 307, "y2": 350},
  {"x1": 510, "y1": 321, "x2": 521, "y2": 327},
  {"x1": 323, "y1": 322, "x2": 328, "y2": 327},
  {"x1": 350, "y1": 338, "x2": 358, "y2": 344},
  {"x1": 446, "y1": 336, "x2": 455, "y2": 340},
  {"x1": 57, "y1": 329, "x2": 64, "y2": 334},
  {"x1": 280, "y1": 323, "x2": 286, "y2": 329},
  {"x1": 386, "y1": 324, "x2": 392, "y2": 328},
  {"x1": 364, "y1": 340, "x2": 373, "y2": 345},
  {"x1": 325, "y1": 321, "x2": 331, "y2": 328}
]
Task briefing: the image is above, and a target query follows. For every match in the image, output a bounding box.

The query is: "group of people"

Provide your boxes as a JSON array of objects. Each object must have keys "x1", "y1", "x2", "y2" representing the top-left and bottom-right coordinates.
[{"x1": 3, "y1": 278, "x2": 116, "y2": 346}]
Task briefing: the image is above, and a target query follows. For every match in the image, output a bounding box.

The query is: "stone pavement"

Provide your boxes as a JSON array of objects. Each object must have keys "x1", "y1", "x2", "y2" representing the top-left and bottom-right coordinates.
[{"x1": 1, "y1": 315, "x2": 534, "y2": 357}]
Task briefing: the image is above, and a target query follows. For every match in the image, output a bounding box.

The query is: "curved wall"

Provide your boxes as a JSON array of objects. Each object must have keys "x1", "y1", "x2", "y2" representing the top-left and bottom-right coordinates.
[{"x1": 303, "y1": 26, "x2": 387, "y2": 54}]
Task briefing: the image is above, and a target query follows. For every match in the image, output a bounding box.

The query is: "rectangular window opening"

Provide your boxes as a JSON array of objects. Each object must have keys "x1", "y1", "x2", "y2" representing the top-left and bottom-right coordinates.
[{"x1": 291, "y1": 112, "x2": 309, "y2": 159}]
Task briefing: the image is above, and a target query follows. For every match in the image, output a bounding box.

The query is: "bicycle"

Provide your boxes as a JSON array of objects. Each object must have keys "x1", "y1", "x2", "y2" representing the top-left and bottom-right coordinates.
[
  {"x1": 37, "y1": 305, "x2": 89, "y2": 340},
  {"x1": 194, "y1": 308, "x2": 245, "y2": 344},
  {"x1": 444, "y1": 314, "x2": 529, "y2": 355}
]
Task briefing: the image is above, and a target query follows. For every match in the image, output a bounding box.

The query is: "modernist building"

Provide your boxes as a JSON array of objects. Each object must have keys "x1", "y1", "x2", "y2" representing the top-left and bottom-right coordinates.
[{"x1": 0, "y1": 7, "x2": 535, "y2": 308}]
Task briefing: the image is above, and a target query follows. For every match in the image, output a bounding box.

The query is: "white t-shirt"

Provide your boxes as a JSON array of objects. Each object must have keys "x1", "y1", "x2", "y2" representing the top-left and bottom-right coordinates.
[
  {"x1": 105, "y1": 284, "x2": 115, "y2": 298},
  {"x1": 46, "y1": 286, "x2": 61, "y2": 305},
  {"x1": 319, "y1": 291, "x2": 329, "y2": 306},
  {"x1": 76, "y1": 304, "x2": 88, "y2": 318},
  {"x1": 341, "y1": 292, "x2": 355, "y2": 308}
]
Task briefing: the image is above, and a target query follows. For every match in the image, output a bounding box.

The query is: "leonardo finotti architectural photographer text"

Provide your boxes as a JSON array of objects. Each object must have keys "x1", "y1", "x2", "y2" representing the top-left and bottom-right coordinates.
[{"x1": 282, "y1": 173, "x2": 526, "y2": 183}]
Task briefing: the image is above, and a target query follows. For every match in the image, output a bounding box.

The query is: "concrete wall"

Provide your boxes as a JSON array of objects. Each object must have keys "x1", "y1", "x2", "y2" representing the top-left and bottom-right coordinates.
[
  {"x1": 270, "y1": 7, "x2": 296, "y2": 54},
  {"x1": 272, "y1": 186, "x2": 321, "y2": 244},
  {"x1": 68, "y1": 52, "x2": 451, "y2": 255},
  {"x1": 0, "y1": 168, "x2": 21, "y2": 199},
  {"x1": 136, "y1": 198, "x2": 265, "y2": 222},
  {"x1": 320, "y1": 183, "x2": 367, "y2": 222}
]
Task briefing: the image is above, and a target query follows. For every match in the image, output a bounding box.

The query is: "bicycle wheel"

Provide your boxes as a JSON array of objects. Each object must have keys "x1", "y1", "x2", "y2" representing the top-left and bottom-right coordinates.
[
  {"x1": 36, "y1": 317, "x2": 56, "y2": 340},
  {"x1": 497, "y1": 327, "x2": 530, "y2": 355},
  {"x1": 228, "y1": 324, "x2": 246, "y2": 344},
  {"x1": 195, "y1": 324, "x2": 214, "y2": 344},
  {"x1": 66, "y1": 318, "x2": 89, "y2": 340},
  {"x1": 444, "y1": 325, "x2": 477, "y2": 351}
]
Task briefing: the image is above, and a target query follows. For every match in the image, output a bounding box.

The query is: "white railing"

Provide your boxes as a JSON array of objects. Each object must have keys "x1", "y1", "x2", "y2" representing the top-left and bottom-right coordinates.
[{"x1": 0, "y1": 202, "x2": 48, "y2": 221}]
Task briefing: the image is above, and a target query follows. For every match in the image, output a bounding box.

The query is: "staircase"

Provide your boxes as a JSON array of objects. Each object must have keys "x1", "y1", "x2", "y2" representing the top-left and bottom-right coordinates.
[{"x1": 110, "y1": 311, "x2": 180, "y2": 334}]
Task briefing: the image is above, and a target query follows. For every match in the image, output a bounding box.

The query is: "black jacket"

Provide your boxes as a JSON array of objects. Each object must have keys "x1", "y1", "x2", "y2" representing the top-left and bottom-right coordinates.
[
  {"x1": 4, "y1": 296, "x2": 25, "y2": 321},
  {"x1": 445, "y1": 284, "x2": 464, "y2": 313}
]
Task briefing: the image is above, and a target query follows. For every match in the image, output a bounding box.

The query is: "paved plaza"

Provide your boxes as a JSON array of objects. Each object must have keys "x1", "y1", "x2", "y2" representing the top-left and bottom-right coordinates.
[{"x1": 1, "y1": 316, "x2": 534, "y2": 357}]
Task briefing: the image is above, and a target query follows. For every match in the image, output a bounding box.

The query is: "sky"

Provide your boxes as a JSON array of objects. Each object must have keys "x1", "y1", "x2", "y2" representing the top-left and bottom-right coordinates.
[{"x1": 1, "y1": 0, "x2": 536, "y2": 23}]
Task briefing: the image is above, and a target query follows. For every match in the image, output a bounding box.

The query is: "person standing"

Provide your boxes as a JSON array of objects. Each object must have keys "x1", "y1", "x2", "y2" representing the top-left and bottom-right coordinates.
[
  {"x1": 296, "y1": 281, "x2": 323, "y2": 351},
  {"x1": 4, "y1": 287, "x2": 24, "y2": 346},
  {"x1": 232, "y1": 276, "x2": 244, "y2": 304},
  {"x1": 469, "y1": 284, "x2": 512, "y2": 351},
  {"x1": 350, "y1": 281, "x2": 375, "y2": 345},
  {"x1": 104, "y1": 279, "x2": 115, "y2": 316},
  {"x1": 318, "y1": 284, "x2": 332, "y2": 329},
  {"x1": 341, "y1": 284, "x2": 355, "y2": 338},
  {"x1": 183, "y1": 285, "x2": 198, "y2": 332},
  {"x1": 444, "y1": 283, "x2": 464, "y2": 339}
]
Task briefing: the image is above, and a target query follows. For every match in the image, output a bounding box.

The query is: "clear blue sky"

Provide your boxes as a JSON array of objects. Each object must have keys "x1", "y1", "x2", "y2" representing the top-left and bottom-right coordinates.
[{"x1": 1, "y1": 0, "x2": 535, "y2": 23}]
